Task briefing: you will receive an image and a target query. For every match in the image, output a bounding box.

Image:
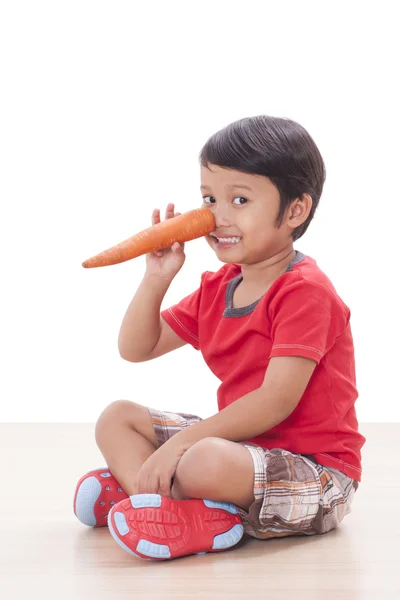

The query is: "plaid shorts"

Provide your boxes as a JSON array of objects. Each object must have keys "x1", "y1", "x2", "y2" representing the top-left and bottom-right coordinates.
[{"x1": 148, "y1": 407, "x2": 358, "y2": 540}]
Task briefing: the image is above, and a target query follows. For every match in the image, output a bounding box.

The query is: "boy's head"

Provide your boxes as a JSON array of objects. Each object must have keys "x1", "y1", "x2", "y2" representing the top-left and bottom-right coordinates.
[{"x1": 198, "y1": 115, "x2": 325, "y2": 263}]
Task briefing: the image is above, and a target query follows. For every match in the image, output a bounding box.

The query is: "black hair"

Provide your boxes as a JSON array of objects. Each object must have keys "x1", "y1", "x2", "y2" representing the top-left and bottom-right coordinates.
[{"x1": 199, "y1": 115, "x2": 326, "y2": 241}]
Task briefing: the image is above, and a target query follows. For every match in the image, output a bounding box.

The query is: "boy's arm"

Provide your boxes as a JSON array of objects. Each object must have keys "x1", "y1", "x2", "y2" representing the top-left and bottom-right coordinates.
[
  {"x1": 118, "y1": 274, "x2": 190, "y2": 362},
  {"x1": 166, "y1": 356, "x2": 317, "y2": 451}
]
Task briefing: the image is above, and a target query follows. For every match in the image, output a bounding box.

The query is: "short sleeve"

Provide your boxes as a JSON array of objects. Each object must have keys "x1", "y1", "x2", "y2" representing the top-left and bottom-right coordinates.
[
  {"x1": 268, "y1": 278, "x2": 349, "y2": 364},
  {"x1": 160, "y1": 272, "x2": 208, "y2": 351}
]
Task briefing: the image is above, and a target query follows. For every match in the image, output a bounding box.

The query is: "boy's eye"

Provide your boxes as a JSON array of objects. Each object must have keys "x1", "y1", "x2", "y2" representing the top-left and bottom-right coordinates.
[{"x1": 202, "y1": 196, "x2": 248, "y2": 205}]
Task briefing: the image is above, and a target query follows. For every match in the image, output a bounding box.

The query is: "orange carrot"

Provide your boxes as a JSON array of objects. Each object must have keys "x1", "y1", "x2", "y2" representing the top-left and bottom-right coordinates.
[{"x1": 82, "y1": 208, "x2": 215, "y2": 268}]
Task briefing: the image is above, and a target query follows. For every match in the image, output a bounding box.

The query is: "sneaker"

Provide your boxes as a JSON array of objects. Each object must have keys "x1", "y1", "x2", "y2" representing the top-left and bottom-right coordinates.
[
  {"x1": 107, "y1": 494, "x2": 244, "y2": 560},
  {"x1": 73, "y1": 468, "x2": 129, "y2": 527}
]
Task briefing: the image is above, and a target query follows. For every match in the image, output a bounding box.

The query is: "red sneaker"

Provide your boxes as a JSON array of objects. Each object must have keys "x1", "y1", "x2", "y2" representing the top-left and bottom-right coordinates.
[
  {"x1": 107, "y1": 494, "x2": 244, "y2": 560},
  {"x1": 73, "y1": 468, "x2": 129, "y2": 527}
]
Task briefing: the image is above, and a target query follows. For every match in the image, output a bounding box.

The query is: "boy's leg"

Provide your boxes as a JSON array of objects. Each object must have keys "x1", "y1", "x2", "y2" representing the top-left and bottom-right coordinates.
[
  {"x1": 95, "y1": 406, "x2": 256, "y2": 509},
  {"x1": 94, "y1": 400, "x2": 159, "y2": 496},
  {"x1": 169, "y1": 442, "x2": 356, "y2": 540},
  {"x1": 74, "y1": 403, "x2": 205, "y2": 527},
  {"x1": 171, "y1": 437, "x2": 255, "y2": 510},
  {"x1": 175, "y1": 444, "x2": 356, "y2": 540},
  {"x1": 106, "y1": 434, "x2": 253, "y2": 560}
]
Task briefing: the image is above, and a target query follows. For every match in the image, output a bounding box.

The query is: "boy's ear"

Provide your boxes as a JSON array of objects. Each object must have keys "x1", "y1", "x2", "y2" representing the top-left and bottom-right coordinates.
[{"x1": 287, "y1": 193, "x2": 312, "y2": 229}]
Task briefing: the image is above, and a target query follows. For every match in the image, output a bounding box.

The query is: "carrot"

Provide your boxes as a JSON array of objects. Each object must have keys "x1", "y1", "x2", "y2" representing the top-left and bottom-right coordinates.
[{"x1": 82, "y1": 208, "x2": 215, "y2": 268}]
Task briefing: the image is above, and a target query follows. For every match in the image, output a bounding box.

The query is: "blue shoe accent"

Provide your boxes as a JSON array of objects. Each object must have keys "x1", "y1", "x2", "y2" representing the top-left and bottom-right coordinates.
[
  {"x1": 100, "y1": 472, "x2": 111, "y2": 478},
  {"x1": 203, "y1": 499, "x2": 238, "y2": 514},
  {"x1": 107, "y1": 511, "x2": 139, "y2": 557},
  {"x1": 75, "y1": 476, "x2": 101, "y2": 526},
  {"x1": 136, "y1": 539, "x2": 171, "y2": 559},
  {"x1": 114, "y1": 512, "x2": 130, "y2": 536},
  {"x1": 212, "y1": 524, "x2": 244, "y2": 550},
  {"x1": 130, "y1": 494, "x2": 162, "y2": 509}
]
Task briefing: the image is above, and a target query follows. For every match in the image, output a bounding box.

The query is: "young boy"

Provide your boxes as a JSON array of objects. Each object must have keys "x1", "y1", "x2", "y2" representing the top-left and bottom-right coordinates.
[{"x1": 74, "y1": 115, "x2": 365, "y2": 561}]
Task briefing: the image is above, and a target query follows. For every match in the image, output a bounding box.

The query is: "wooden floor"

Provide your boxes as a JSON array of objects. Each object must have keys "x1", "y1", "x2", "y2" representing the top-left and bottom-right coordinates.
[{"x1": 0, "y1": 423, "x2": 398, "y2": 599}]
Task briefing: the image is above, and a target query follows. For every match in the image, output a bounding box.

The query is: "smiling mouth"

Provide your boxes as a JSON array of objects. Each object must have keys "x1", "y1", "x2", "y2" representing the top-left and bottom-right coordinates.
[{"x1": 210, "y1": 235, "x2": 242, "y2": 247}]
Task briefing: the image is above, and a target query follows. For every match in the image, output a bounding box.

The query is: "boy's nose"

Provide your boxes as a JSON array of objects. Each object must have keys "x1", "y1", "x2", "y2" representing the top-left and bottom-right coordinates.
[{"x1": 213, "y1": 206, "x2": 232, "y2": 228}]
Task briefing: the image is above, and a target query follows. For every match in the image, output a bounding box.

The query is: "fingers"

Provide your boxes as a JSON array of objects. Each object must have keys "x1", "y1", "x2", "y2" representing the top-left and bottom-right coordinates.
[
  {"x1": 172, "y1": 242, "x2": 184, "y2": 253},
  {"x1": 151, "y1": 207, "x2": 163, "y2": 256},
  {"x1": 151, "y1": 203, "x2": 177, "y2": 226},
  {"x1": 152, "y1": 208, "x2": 161, "y2": 226},
  {"x1": 134, "y1": 472, "x2": 171, "y2": 497},
  {"x1": 135, "y1": 474, "x2": 147, "y2": 495},
  {"x1": 151, "y1": 204, "x2": 184, "y2": 255},
  {"x1": 141, "y1": 475, "x2": 159, "y2": 495},
  {"x1": 165, "y1": 202, "x2": 175, "y2": 220},
  {"x1": 158, "y1": 479, "x2": 172, "y2": 498}
]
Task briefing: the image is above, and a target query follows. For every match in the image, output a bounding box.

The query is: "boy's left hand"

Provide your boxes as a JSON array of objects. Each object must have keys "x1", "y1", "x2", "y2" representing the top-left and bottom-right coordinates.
[{"x1": 132, "y1": 441, "x2": 187, "y2": 498}]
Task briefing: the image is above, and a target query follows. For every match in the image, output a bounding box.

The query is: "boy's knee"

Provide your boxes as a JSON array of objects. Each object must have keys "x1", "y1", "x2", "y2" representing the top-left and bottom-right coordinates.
[
  {"x1": 95, "y1": 400, "x2": 140, "y2": 443},
  {"x1": 173, "y1": 438, "x2": 223, "y2": 496}
]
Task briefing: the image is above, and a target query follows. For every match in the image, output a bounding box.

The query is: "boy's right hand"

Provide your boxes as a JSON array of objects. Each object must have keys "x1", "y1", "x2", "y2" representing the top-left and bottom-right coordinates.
[{"x1": 145, "y1": 203, "x2": 186, "y2": 281}]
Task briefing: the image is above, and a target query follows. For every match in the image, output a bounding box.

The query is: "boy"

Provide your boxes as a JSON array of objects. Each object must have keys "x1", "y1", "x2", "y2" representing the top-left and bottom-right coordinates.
[{"x1": 74, "y1": 115, "x2": 365, "y2": 561}]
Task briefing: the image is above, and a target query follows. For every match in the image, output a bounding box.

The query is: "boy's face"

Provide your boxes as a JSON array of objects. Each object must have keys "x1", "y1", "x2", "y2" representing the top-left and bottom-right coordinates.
[{"x1": 200, "y1": 163, "x2": 294, "y2": 264}]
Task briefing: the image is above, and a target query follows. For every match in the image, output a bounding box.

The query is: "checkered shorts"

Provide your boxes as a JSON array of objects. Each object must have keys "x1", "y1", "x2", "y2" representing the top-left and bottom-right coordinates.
[{"x1": 148, "y1": 407, "x2": 358, "y2": 540}]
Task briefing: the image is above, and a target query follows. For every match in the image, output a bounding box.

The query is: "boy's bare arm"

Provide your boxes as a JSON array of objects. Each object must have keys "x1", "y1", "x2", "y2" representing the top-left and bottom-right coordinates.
[
  {"x1": 162, "y1": 356, "x2": 317, "y2": 450},
  {"x1": 118, "y1": 274, "x2": 181, "y2": 362}
]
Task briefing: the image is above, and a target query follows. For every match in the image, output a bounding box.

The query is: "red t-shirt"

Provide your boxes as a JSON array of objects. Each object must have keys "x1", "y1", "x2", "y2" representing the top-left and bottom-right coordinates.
[{"x1": 161, "y1": 251, "x2": 365, "y2": 481}]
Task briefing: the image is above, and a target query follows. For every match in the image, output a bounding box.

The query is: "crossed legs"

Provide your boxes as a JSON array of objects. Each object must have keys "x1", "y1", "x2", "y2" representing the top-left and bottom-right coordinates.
[{"x1": 95, "y1": 400, "x2": 255, "y2": 511}]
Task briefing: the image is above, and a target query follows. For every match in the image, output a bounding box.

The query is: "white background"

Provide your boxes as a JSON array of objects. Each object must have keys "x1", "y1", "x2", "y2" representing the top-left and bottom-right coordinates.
[{"x1": 1, "y1": 1, "x2": 398, "y2": 422}]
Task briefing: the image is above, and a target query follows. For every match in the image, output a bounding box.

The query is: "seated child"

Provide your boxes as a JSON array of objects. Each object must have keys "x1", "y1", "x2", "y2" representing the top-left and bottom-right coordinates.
[{"x1": 74, "y1": 115, "x2": 365, "y2": 561}]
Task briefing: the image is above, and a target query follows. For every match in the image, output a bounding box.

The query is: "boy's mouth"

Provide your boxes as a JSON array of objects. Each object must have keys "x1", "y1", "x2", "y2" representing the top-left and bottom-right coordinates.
[{"x1": 210, "y1": 234, "x2": 242, "y2": 249}]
